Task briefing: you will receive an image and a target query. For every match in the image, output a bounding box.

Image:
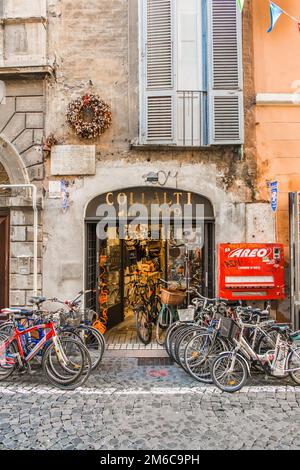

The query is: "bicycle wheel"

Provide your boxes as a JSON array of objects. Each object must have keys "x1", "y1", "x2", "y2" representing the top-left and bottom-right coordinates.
[
  {"x1": 175, "y1": 326, "x2": 207, "y2": 371},
  {"x1": 0, "y1": 322, "x2": 14, "y2": 336},
  {"x1": 256, "y1": 330, "x2": 278, "y2": 354},
  {"x1": 211, "y1": 352, "x2": 248, "y2": 393},
  {"x1": 168, "y1": 324, "x2": 190, "y2": 362},
  {"x1": 42, "y1": 338, "x2": 92, "y2": 390},
  {"x1": 73, "y1": 325, "x2": 105, "y2": 370},
  {"x1": 135, "y1": 306, "x2": 152, "y2": 345},
  {"x1": 165, "y1": 322, "x2": 182, "y2": 357},
  {"x1": 0, "y1": 334, "x2": 17, "y2": 380},
  {"x1": 156, "y1": 306, "x2": 174, "y2": 346},
  {"x1": 184, "y1": 333, "x2": 225, "y2": 384},
  {"x1": 288, "y1": 347, "x2": 300, "y2": 385}
]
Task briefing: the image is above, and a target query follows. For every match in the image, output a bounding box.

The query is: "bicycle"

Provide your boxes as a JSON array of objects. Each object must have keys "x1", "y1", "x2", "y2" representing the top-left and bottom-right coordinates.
[
  {"x1": 45, "y1": 290, "x2": 106, "y2": 370},
  {"x1": 210, "y1": 313, "x2": 300, "y2": 393},
  {"x1": 134, "y1": 277, "x2": 162, "y2": 345},
  {"x1": 0, "y1": 309, "x2": 92, "y2": 390},
  {"x1": 156, "y1": 279, "x2": 187, "y2": 346},
  {"x1": 183, "y1": 300, "x2": 229, "y2": 383}
]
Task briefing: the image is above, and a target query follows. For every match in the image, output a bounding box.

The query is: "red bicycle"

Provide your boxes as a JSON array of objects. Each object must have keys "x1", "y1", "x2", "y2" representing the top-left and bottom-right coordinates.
[{"x1": 0, "y1": 308, "x2": 92, "y2": 390}]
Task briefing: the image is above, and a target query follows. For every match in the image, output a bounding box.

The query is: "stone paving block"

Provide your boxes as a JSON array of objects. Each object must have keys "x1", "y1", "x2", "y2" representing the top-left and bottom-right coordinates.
[{"x1": 1, "y1": 355, "x2": 300, "y2": 450}]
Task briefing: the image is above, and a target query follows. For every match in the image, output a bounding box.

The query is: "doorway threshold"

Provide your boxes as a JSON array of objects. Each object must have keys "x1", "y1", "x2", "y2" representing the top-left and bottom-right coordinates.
[{"x1": 107, "y1": 345, "x2": 168, "y2": 358}]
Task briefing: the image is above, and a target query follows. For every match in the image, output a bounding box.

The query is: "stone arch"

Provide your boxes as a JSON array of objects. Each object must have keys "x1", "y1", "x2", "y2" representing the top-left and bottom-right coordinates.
[{"x1": 0, "y1": 134, "x2": 29, "y2": 185}]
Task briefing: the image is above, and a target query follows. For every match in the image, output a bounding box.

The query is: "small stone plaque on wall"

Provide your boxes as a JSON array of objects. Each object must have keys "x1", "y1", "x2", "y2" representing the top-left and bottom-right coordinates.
[{"x1": 51, "y1": 145, "x2": 96, "y2": 176}]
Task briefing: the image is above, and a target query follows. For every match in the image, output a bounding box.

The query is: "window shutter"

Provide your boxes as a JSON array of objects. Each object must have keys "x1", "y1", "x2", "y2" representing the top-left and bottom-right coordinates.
[
  {"x1": 140, "y1": 0, "x2": 176, "y2": 144},
  {"x1": 208, "y1": 0, "x2": 244, "y2": 145}
]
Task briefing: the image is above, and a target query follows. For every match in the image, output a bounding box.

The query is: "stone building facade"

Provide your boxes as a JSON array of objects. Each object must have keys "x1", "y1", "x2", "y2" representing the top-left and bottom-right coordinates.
[{"x1": 0, "y1": 0, "x2": 288, "y2": 320}]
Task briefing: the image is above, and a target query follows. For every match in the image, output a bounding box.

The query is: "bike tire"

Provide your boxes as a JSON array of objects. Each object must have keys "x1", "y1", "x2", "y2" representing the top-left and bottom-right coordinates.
[
  {"x1": 165, "y1": 322, "x2": 182, "y2": 357},
  {"x1": 184, "y1": 333, "x2": 225, "y2": 384},
  {"x1": 42, "y1": 338, "x2": 92, "y2": 389},
  {"x1": 168, "y1": 324, "x2": 190, "y2": 362},
  {"x1": 0, "y1": 335, "x2": 17, "y2": 380},
  {"x1": 135, "y1": 306, "x2": 152, "y2": 345},
  {"x1": 256, "y1": 330, "x2": 278, "y2": 355},
  {"x1": 175, "y1": 326, "x2": 207, "y2": 371},
  {"x1": 288, "y1": 346, "x2": 300, "y2": 385},
  {"x1": 211, "y1": 352, "x2": 248, "y2": 393},
  {"x1": 74, "y1": 325, "x2": 105, "y2": 370}
]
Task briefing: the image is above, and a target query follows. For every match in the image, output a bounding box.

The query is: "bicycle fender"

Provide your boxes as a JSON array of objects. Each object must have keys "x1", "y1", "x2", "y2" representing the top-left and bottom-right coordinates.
[{"x1": 217, "y1": 351, "x2": 251, "y2": 377}]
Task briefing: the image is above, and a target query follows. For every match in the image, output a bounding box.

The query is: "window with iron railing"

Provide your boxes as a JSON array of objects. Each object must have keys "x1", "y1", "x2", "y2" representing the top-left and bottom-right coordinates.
[{"x1": 139, "y1": 0, "x2": 244, "y2": 147}]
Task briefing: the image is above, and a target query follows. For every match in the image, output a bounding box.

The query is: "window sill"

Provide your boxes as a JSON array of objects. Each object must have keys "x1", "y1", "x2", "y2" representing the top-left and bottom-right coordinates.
[
  {"x1": 0, "y1": 65, "x2": 54, "y2": 78},
  {"x1": 0, "y1": 16, "x2": 47, "y2": 25},
  {"x1": 130, "y1": 143, "x2": 210, "y2": 151}
]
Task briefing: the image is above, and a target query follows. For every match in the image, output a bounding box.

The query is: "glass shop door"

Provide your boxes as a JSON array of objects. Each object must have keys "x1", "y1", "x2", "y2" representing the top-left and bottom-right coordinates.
[{"x1": 97, "y1": 229, "x2": 123, "y2": 330}]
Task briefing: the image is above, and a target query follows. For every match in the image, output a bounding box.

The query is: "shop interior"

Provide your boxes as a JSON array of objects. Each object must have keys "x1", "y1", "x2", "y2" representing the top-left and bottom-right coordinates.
[{"x1": 92, "y1": 222, "x2": 211, "y2": 347}]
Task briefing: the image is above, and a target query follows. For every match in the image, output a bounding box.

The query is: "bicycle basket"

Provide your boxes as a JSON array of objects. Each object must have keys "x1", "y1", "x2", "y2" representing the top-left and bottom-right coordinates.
[
  {"x1": 178, "y1": 308, "x2": 195, "y2": 322},
  {"x1": 219, "y1": 317, "x2": 239, "y2": 339},
  {"x1": 83, "y1": 308, "x2": 96, "y2": 323},
  {"x1": 161, "y1": 288, "x2": 186, "y2": 306},
  {"x1": 60, "y1": 311, "x2": 82, "y2": 328}
]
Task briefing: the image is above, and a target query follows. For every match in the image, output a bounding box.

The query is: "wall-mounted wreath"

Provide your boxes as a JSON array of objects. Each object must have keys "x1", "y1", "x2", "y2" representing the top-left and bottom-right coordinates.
[{"x1": 66, "y1": 94, "x2": 112, "y2": 139}]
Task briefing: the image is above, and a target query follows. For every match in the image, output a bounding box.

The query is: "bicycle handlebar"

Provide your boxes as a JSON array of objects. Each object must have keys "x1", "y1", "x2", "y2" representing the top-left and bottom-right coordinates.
[
  {"x1": 47, "y1": 289, "x2": 93, "y2": 306},
  {"x1": 187, "y1": 288, "x2": 225, "y2": 303}
]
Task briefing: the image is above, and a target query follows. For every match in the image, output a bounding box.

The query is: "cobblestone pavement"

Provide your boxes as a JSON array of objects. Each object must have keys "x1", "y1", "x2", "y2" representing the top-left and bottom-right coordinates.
[{"x1": 0, "y1": 354, "x2": 300, "y2": 450}]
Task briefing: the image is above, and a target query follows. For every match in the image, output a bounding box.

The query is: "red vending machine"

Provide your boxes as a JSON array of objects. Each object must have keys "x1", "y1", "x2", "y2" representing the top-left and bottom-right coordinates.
[{"x1": 219, "y1": 243, "x2": 285, "y2": 301}]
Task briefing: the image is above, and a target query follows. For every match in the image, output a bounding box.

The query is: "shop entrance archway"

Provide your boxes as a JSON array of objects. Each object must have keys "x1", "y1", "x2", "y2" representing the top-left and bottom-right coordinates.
[{"x1": 84, "y1": 187, "x2": 215, "y2": 346}]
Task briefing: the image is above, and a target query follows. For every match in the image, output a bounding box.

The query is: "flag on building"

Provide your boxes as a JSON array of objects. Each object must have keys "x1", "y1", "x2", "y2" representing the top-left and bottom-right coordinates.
[
  {"x1": 267, "y1": 1, "x2": 283, "y2": 32},
  {"x1": 237, "y1": 0, "x2": 244, "y2": 13}
]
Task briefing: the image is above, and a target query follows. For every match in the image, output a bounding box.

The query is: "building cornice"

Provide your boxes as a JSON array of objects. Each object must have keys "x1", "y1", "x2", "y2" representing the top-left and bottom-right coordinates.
[{"x1": 256, "y1": 93, "x2": 300, "y2": 106}]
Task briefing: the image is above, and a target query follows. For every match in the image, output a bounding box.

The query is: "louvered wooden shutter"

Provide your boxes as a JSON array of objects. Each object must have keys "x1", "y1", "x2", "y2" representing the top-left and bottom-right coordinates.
[
  {"x1": 140, "y1": 0, "x2": 176, "y2": 144},
  {"x1": 208, "y1": 0, "x2": 244, "y2": 145}
]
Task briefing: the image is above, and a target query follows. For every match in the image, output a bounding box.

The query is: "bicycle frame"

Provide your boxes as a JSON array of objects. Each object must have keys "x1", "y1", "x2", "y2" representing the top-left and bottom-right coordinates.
[
  {"x1": 231, "y1": 324, "x2": 300, "y2": 375},
  {"x1": 0, "y1": 321, "x2": 66, "y2": 367}
]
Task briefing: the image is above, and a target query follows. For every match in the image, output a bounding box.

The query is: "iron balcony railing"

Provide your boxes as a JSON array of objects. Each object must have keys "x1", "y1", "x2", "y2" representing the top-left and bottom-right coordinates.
[{"x1": 177, "y1": 90, "x2": 207, "y2": 147}]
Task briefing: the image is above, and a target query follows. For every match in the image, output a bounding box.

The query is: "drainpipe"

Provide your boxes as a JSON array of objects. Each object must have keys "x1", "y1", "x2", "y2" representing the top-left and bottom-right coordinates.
[{"x1": 0, "y1": 184, "x2": 38, "y2": 297}]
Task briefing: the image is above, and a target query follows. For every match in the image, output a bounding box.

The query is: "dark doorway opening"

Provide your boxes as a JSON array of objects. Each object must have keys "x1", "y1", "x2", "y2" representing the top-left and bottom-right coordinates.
[{"x1": 85, "y1": 188, "x2": 215, "y2": 347}]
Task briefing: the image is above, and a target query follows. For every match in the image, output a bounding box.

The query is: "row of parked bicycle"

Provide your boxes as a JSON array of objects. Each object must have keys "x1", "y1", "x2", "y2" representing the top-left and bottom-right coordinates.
[
  {"x1": 163, "y1": 288, "x2": 300, "y2": 393},
  {"x1": 0, "y1": 291, "x2": 105, "y2": 390}
]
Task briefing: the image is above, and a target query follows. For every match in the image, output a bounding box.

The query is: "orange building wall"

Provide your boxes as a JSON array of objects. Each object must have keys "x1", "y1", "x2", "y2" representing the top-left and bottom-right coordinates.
[{"x1": 252, "y1": 0, "x2": 300, "y2": 256}]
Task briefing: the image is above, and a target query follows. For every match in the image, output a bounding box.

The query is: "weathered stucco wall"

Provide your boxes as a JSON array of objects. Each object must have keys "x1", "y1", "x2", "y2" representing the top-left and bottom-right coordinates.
[
  {"x1": 44, "y1": 0, "x2": 257, "y2": 194},
  {"x1": 253, "y1": 0, "x2": 300, "y2": 254},
  {"x1": 41, "y1": 0, "x2": 273, "y2": 301},
  {"x1": 0, "y1": 1, "x2": 280, "y2": 309},
  {"x1": 43, "y1": 162, "x2": 274, "y2": 301}
]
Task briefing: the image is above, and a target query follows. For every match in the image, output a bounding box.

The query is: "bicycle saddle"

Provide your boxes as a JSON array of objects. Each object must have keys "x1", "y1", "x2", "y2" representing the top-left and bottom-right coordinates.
[
  {"x1": 289, "y1": 330, "x2": 300, "y2": 342},
  {"x1": 271, "y1": 325, "x2": 290, "y2": 333},
  {"x1": 28, "y1": 296, "x2": 47, "y2": 306},
  {"x1": 1, "y1": 308, "x2": 34, "y2": 317}
]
